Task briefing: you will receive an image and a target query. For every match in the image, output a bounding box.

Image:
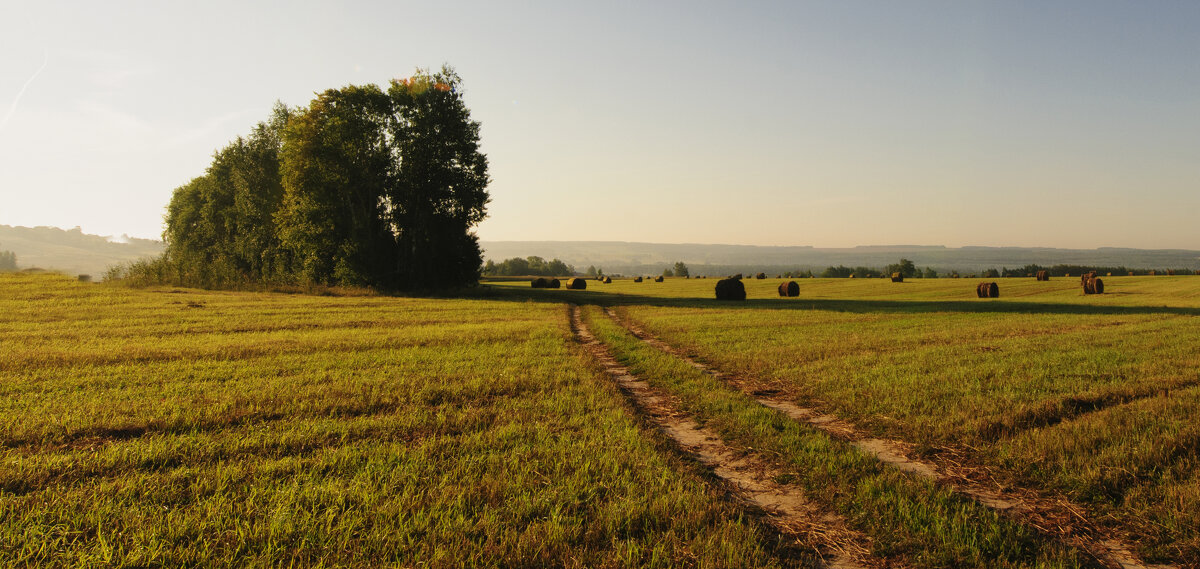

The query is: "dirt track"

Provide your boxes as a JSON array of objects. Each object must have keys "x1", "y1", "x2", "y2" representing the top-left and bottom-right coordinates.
[{"x1": 570, "y1": 305, "x2": 875, "y2": 569}]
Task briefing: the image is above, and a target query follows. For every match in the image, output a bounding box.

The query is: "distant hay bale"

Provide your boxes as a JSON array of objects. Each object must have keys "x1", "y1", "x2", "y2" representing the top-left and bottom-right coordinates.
[
  {"x1": 1167, "y1": 269, "x2": 1176, "y2": 276},
  {"x1": 715, "y1": 278, "x2": 747, "y2": 300},
  {"x1": 1106, "y1": 272, "x2": 1112, "y2": 277},
  {"x1": 778, "y1": 281, "x2": 799, "y2": 297},
  {"x1": 1129, "y1": 271, "x2": 1135, "y2": 276},
  {"x1": 1195, "y1": 270, "x2": 1200, "y2": 276},
  {"x1": 755, "y1": 272, "x2": 766, "y2": 279},
  {"x1": 77, "y1": 274, "x2": 92, "y2": 283},
  {"x1": 1083, "y1": 277, "x2": 1105, "y2": 295},
  {"x1": 603, "y1": 276, "x2": 612, "y2": 283},
  {"x1": 548, "y1": 278, "x2": 561, "y2": 289},
  {"x1": 633, "y1": 276, "x2": 643, "y2": 282},
  {"x1": 1149, "y1": 270, "x2": 1157, "y2": 276},
  {"x1": 565, "y1": 277, "x2": 586, "y2": 290},
  {"x1": 531, "y1": 277, "x2": 548, "y2": 288},
  {"x1": 891, "y1": 272, "x2": 903, "y2": 283},
  {"x1": 977, "y1": 281, "x2": 999, "y2": 298},
  {"x1": 654, "y1": 276, "x2": 664, "y2": 282},
  {"x1": 848, "y1": 274, "x2": 855, "y2": 279},
  {"x1": 1035, "y1": 270, "x2": 1049, "y2": 281},
  {"x1": 1081, "y1": 272, "x2": 1096, "y2": 285},
  {"x1": 775, "y1": 274, "x2": 781, "y2": 279}
]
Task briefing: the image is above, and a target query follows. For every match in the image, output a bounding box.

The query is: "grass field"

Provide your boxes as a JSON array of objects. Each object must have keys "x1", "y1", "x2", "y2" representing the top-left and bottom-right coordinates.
[
  {"x1": 3, "y1": 272, "x2": 1197, "y2": 567},
  {"x1": 1, "y1": 273, "x2": 801, "y2": 568},
  {"x1": 498, "y1": 274, "x2": 1199, "y2": 565}
]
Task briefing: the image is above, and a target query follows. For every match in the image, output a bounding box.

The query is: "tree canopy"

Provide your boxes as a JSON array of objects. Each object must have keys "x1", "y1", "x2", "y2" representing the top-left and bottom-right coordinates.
[
  {"x1": 0, "y1": 245, "x2": 15, "y2": 272},
  {"x1": 151, "y1": 67, "x2": 489, "y2": 290},
  {"x1": 483, "y1": 256, "x2": 574, "y2": 277}
]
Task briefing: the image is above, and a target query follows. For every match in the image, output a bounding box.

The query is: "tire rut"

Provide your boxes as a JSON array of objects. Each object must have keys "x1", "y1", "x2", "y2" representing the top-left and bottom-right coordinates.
[
  {"x1": 570, "y1": 305, "x2": 875, "y2": 569},
  {"x1": 604, "y1": 307, "x2": 1178, "y2": 569}
]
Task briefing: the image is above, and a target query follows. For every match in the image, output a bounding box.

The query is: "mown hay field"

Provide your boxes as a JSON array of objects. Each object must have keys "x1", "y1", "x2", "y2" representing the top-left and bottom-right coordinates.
[
  {"x1": 4, "y1": 272, "x2": 1199, "y2": 567},
  {"x1": 493, "y1": 275, "x2": 1200, "y2": 565},
  {"x1": 0, "y1": 273, "x2": 793, "y2": 568}
]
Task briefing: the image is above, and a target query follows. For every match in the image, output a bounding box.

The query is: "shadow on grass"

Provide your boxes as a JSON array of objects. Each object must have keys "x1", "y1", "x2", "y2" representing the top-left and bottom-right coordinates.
[{"x1": 462, "y1": 284, "x2": 1200, "y2": 317}]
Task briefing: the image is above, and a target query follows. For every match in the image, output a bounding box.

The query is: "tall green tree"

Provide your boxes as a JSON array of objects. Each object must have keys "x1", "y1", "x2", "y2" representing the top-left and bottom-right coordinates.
[
  {"x1": 386, "y1": 68, "x2": 490, "y2": 289},
  {"x1": 164, "y1": 105, "x2": 291, "y2": 286},
  {"x1": 278, "y1": 85, "x2": 395, "y2": 286},
  {"x1": 672, "y1": 261, "x2": 689, "y2": 278}
]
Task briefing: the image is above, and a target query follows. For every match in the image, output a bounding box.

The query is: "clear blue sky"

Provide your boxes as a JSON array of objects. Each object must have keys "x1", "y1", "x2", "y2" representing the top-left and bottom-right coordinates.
[{"x1": 2, "y1": 1, "x2": 1197, "y2": 248}]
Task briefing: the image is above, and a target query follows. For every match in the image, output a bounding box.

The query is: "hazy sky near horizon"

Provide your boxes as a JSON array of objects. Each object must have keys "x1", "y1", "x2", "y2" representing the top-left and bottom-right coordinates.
[{"x1": 1, "y1": 1, "x2": 1197, "y2": 249}]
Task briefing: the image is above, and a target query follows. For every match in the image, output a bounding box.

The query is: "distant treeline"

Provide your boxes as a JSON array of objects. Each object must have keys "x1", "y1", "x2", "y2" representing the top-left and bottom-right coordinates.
[
  {"x1": 483, "y1": 256, "x2": 574, "y2": 277},
  {"x1": 551, "y1": 259, "x2": 1198, "y2": 279},
  {"x1": 110, "y1": 67, "x2": 489, "y2": 291}
]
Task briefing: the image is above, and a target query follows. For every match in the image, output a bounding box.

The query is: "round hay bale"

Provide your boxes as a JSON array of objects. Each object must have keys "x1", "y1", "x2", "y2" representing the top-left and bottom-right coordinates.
[
  {"x1": 778, "y1": 281, "x2": 799, "y2": 297},
  {"x1": 531, "y1": 277, "x2": 548, "y2": 288},
  {"x1": 1167, "y1": 269, "x2": 1176, "y2": 276},
  {"x1": 890, "y1": 272, "x2": 903, "y2": 283},
  {"x1": 755, "y1": 272, "x2": 766, "y2": 279},
  {"x1": 78, "y1": 274, "x2": 92, "y2": 283},
  {"x1": 775, "y1": 274, "x2": 782, "y2": 279},
  {"x1": 654, "y1": 276, "x2": 664, "y2": 282},
  {"x1": 548, "y1": 278, "x2": 561, "y2": 289},
  {"x1": 633, "y1": 276, "x2": 643, "y2": 283},
  {"x1": 603, "y1": 276, "x2": 612, "y2": 283},
  {"x1": 1036, "y1": 270, "x2": 1049, "y2": 281},
  {"x1": 848, "y1": 274, "x2": 855, "y2": 279},
  {"x1": 1092, "y1": 278, "x2": 1104, "y2": 294},
  {"x1": 715, "y1": 278, "x2": 746, "y2": 300},
  {"x1": 1149, "y1": 270, "x2": 1157, "y2": 276},
  {"x1": 1106, "y1": 272, "x2": 1112, "y2": 277},
  {"x1": 977, "y1": 282, "x2": 999, "y2": 298},
  {"x1": 565, "y1": 278, "x2": 586, "y2": 290}
]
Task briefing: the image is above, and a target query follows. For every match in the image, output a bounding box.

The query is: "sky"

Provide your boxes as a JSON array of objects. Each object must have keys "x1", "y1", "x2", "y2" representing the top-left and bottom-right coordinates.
[{"x1": 1, "y1": 1, "x2": 1198, "y2": 249}]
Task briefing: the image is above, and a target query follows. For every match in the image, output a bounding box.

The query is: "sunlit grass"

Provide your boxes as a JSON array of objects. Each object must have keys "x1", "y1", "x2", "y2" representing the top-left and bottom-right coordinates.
[
  {"x1": 0, "y1": 273, "x2": 794, "y2": 568},
  {"x1": 487, "y1": 274, "x2": 1200, "y2": 564}
]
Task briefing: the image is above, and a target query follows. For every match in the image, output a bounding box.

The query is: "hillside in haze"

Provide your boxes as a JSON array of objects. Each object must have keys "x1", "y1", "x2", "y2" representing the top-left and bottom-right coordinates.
[
  {"x1": 0, "y1": 225, "x2": 163, "y2": 278},
  {"x1": 481, "y1": 241, "x2": 1200, "y2": 276},
  {"x1": 5, "y1": 226, "x2": 1196, "y2": 279}
]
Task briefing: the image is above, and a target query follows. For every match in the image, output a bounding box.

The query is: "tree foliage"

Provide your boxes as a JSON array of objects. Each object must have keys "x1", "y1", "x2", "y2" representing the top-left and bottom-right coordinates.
[
  {"x1": 482, "y1": 256, "x2": 573, "y2": 276},
  {"x1": 153, "y1": 67, "x2": 489, "y2": 290},
  {"x1": 0, "y1": 245, "x2": 15, "y2": 272},
  {"x1": 672, "y1": 261, "x2": 689, "y2": 278}
]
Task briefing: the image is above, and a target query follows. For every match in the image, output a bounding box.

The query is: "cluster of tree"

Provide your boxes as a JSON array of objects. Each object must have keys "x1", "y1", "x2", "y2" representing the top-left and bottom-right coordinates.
[
  {"x1": 820, "y1": 259, "x2": 935, "y2": 278},
  {"x1": 119, "y1": 67, "x2": 489, "y2": 290},
  {"x1": 661, "y1": 261, "x2": 689, "y2": 278},
  {"x1": 0, "y1": 245, "x2": 15, "y2": 271},
  {"x1": 585, "y1": 265, "x2": 605, "y2": 277},
  {"x1": 483, "y1": 256, "x2": 573, "y2": 276},
  {"x1": 970, "y1": 264, "x2": 1192, "y2": 278}
]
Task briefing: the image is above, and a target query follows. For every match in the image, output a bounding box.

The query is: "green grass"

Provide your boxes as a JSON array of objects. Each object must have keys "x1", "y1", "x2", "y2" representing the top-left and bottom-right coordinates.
[
  {"x1": 488, "y1": 275, "x2": 1199, "y2": 564},
  {"x1": 0, "y1": 273, "x2": 799, "y2": 568},
  {"x1": 580, "y1": 305, "x2": 1091, "y2": 569}
]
